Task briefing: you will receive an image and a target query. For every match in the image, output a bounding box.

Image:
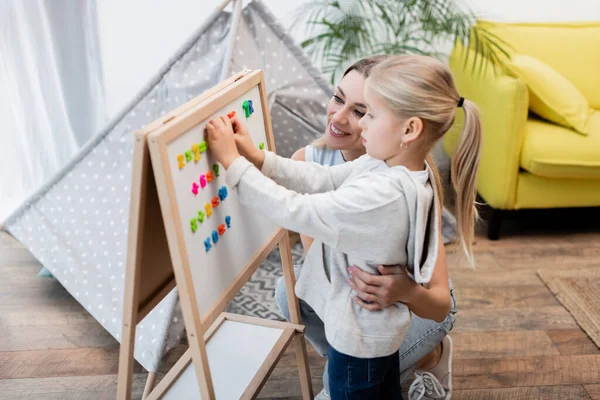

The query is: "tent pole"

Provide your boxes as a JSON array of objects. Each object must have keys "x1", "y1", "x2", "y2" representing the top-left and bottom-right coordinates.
[{"x1": 219, "y1": 0, "x2": 243, "y2": 82}]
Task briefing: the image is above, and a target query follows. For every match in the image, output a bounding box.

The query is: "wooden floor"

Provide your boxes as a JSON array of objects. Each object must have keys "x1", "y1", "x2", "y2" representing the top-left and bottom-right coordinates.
[{"x1": 1, "y1": 214, "x2": 599, "y2": 399}]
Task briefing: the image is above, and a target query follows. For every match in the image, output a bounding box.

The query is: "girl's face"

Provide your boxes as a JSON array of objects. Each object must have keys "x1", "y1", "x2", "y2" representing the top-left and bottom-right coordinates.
[
  {"x1": 359, "y1": 85, "x2": 406, "y2": 162},
  {"x1": 324, "y1": 70, "x2": 368, "y2": 152}
]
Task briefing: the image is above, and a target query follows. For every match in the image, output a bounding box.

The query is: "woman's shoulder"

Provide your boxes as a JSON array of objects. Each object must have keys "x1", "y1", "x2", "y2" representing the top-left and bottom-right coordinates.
[{"x1": 304, "y1": 144, "x2": 345, "y2": 166}]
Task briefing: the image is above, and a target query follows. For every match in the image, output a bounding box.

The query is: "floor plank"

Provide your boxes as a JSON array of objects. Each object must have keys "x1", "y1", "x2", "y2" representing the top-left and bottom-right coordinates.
[
  {"x1": 0, "y1": 374, "x2": 147, "y2": 400},
  {"x1": 456, "y1": 286, "x2": 559, "y2": 309},
  {"x1": 452, "y1": 306, "x2": 578, "y2": 333},
  {"x1": 0, "y1": 347, "x2": 142, "y2": 379},
  {"x1": 452, "y1": 331, "x2": 560, "y2": 359},
  {"x1": 454, "y1": 354, "x2": 600, "y2": 389},
  {"x1": 449, "y1": 269, "x2": 544, "y2": 288},
  {"x1": 547, "y1": 329, "x2": 600, "y2": 356},
  {"x1": 0, "y1": 304, "x2": 97, "y2": 327},
  {"x1": 0, "y1": 324, "x2": 117, "y2": 352}
]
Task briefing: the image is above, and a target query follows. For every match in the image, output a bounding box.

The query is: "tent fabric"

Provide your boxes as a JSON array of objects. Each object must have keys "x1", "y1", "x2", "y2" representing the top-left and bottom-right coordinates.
[{"x1": 3, "y1": 0, "x2": 333, "y2": 372}]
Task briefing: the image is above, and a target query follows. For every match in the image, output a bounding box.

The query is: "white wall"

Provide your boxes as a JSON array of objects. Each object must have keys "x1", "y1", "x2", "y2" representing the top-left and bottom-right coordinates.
[
  {"x1": 462, "y1": 0, "x2": 600, "y2": 22},
  {"x1": 97, "y1": 0, "x2": 600, "y2": 118},
  {"x1": 97, "y1": 0, "x2": 311, "y2": 117}
]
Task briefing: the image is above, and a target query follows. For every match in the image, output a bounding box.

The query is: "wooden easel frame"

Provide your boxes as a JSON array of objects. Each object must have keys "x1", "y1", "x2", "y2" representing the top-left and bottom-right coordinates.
[{"x1": 117, "y1": 70, "x2": 313, "y2": 399}]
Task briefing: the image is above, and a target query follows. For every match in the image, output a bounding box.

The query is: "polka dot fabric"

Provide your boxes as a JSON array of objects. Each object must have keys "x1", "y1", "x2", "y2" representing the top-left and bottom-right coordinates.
[{"x1": 5, "y1": 0, "x2": 332, "y2": 372}]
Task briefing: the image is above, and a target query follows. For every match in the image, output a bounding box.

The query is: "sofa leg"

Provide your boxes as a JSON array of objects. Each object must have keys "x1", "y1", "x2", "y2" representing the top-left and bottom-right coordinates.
[{"x1": 487, "y1": 209, "x2": 503, "y2": 240}]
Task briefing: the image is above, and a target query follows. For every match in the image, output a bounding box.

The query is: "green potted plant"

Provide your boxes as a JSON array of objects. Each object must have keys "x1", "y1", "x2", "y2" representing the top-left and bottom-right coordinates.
[{"x1": 293, "y1": 0, "x2": 510, "y2": 83}]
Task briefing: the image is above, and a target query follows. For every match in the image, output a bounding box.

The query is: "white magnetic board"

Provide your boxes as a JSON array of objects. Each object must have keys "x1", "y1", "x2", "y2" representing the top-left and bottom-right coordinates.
[{"x1": 149, "y1": 72, "x2": 277, "y2": 319}]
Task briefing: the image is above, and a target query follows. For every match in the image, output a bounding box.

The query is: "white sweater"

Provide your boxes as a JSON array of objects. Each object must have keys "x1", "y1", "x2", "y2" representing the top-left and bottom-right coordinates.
[{"x1": 226, "y1": 151, "x2": 440, "y2": 358}]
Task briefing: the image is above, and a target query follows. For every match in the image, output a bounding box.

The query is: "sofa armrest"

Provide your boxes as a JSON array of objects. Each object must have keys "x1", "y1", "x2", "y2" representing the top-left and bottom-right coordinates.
[{"x1": 443, "y1": 44, "x2": 529, "y2": 210}]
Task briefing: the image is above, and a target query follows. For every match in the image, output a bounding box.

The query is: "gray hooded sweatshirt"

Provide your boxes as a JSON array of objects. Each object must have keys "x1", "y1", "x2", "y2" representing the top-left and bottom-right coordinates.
[{"x1": 226, "y1": 151, "x2": 440, "y2": 358}]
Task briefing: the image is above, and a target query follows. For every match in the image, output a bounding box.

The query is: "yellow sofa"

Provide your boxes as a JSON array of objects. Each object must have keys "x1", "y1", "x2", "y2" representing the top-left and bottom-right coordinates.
[{"x1": 444, "y1": 20, "x2": 600, "y2": 239}]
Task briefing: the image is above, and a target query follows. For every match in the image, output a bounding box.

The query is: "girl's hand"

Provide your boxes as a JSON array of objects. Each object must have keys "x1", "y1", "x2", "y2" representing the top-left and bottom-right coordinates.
[
  {"x1": 347, "y1": 264, "x2": 418, "y2": 311},
  {"x1": 230, "y1": 116, "x2": 264, "y2": 168},
  {"x1": 205, "y1": 116, "x2": 240, "y2": 169}
]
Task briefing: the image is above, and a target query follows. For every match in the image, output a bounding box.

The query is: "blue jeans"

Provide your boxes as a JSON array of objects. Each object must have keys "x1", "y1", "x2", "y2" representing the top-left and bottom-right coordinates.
[
  {"x1": 328, "y1": 345, "x2": 401, "y2": 399},
  {"x1": 274, "y1": 268, "x2": 457, "y2": 393}
]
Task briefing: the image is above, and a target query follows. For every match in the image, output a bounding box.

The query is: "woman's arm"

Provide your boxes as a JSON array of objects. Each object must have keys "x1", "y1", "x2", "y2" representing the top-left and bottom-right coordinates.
[
  {"x1": 291, "y1": 148, "x2": 315, "y2": 253},
  {"x1": 348, "y1": 215, "x2": 452, "y2": 322}
]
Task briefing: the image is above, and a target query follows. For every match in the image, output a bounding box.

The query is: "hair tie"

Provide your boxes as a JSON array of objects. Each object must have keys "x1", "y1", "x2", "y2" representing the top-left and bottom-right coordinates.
[{"x1": 457, "y1": 97, "x2": 465, "y2": 108}]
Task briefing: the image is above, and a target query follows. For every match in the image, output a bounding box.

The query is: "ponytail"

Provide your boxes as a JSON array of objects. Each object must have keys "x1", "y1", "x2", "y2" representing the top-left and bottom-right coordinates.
[
  {"x1": 366, "y1": 54, "x2": 483, "y2": 265},
  {"x1": 425, "y1": 153, "x2": 444, "y2": 209},
  {"x1": 450, "y1": 99, "x2": 482, "y2": 265}
]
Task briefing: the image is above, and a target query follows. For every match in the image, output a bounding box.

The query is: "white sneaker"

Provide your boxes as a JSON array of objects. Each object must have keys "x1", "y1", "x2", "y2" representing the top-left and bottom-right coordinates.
[
  {"x1": 407, "y1": 335, "x2": 453, "y2": 400},
  {"x1": 314, "y1": 388, "x2": 330, "y2": 400}
]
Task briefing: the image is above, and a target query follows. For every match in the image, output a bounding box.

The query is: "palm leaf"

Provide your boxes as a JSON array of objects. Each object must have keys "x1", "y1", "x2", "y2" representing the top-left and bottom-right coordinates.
[{"x1": 294, "y1": 0, "x2": 512, "y2": 82}]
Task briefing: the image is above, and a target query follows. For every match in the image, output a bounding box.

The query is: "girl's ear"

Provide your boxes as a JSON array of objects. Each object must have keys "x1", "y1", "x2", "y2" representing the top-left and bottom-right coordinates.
[{"x1": 403, "y1": 117, "x2": 424, "y2": 144}]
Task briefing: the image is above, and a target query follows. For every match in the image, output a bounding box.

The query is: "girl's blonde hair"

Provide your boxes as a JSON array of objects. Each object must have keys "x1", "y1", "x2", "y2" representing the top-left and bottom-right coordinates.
[
  {"x1": 368, "y1": 55, "x2": 482, "y2": 264},
  {"x1": 312, "y1": 54, "x2": 390, "y2": 148}
]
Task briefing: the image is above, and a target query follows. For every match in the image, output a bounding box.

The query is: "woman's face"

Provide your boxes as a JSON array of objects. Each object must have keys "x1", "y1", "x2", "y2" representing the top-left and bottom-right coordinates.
[{"x1": 324, "y1": 70, "x2": 368, "y2": 152}]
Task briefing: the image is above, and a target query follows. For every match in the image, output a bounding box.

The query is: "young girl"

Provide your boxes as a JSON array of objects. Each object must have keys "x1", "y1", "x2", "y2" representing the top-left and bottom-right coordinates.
[
  {"x1": 276, "y1": 55, "x2": 457, "y2": 400},
  {"x1": 206, "y1": 55, "x2": 481, "y2": 398}
]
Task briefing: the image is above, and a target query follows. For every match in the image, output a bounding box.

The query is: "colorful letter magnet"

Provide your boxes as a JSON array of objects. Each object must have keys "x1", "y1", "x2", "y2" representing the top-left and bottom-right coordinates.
[
  {"x1": 211, "y1": 196, "x2": 220, "y2": 208},
  {"x1": 200, "y1": 175, "x2": 207, "y2": 188},
  {"x1": 177, "y1": 154, "x2": 185, "y2": 169},
  {"x1": 191, "y1": 182, "x2": 199, "y2": 195},
  {"x1": 213, "y1": 164, "x2": 220, "y2": 177},
  {"x1": 218, "y1": 224, "x2": 226, "y2": 236},
  {"x1": 225, "y1": 215, "x2": 231, "y2": 228},
  {"x1": 227, "y1": 111, "x2": 236, "y2": 119},
  {"x1": 204, "y1": 238, "x2": 212, "y2": 252},
  {"x1": 190, "y1": 218, "x2": 198, "y2": 233},
  {"x1": 206, "y1": 171, "x2": 214, "y2": 183},
  {"x1": 199, "y1": 141, "x2": 207, "y2": 153},
  {"x1": 218, "y1": 186, "x2": 228, "y2": 201},
  {"x1": 212, "y1": 230, "x2": 219, "y2": 244},
  {"x1": 205, "y1": 203, "x2": 212, "y2": 217},
  {"x1": 185, "y1": 150, "x2": 192, "y2": 162},
  {"x1": 197, "y1": 211, "x2": 205, "y2": 223},
  {"x1": 191, "y1": 144, "x2": 201, "y2": 162},
  {"x1": 259, "y1": 142, "x2": 265, "y2": 150}
]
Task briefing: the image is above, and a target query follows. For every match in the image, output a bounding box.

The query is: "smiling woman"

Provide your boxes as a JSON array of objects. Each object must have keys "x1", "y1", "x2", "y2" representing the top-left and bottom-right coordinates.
[{"x1": 309, "y1": 56, "x2": 385, "y2": 163}]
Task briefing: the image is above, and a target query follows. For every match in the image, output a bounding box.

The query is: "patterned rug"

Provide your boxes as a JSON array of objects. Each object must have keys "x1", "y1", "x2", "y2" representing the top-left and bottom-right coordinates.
[
  {"x1": 228, "y1": 241, "x2": 306, "y2": 321},
  {"x1": 537, "y1": 266, "x2": 600, "y2": 348}
]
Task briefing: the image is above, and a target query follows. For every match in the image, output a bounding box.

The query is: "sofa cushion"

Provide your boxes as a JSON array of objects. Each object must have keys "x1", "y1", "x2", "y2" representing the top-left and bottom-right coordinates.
[
  {"x1": 506, "y1": 54, "x2": 591, "y2": 135},
  {"x1": 476, "y1": 21, "x2": 600, "y2": 108},
  {"x1": 520, "y1": 110, "x2": 600, "y2": 179}
]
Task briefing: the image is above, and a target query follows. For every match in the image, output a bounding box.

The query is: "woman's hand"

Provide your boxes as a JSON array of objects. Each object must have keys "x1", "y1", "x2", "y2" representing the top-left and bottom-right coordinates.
[
  {"x1": 230, "y1": 116, "x2": 264, "y2": 169},
  {"x1": 205, "y1": 116, "x2": 240, "y2": 169},
  {"x1": 348, "y1": 264, "x2": 419, "y2": 311}
]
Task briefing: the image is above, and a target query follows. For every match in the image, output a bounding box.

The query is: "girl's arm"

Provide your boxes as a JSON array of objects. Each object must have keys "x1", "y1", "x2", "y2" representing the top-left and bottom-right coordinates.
[
  {"x1": 226, "y1": 156, "x2": 403, "y2": 258},
  {"x1": 231, "y1": 117, "x2": 355, "y2": 194},
  {"x1": 348, "y1": 214, "x2": 452, "y2": 322}
]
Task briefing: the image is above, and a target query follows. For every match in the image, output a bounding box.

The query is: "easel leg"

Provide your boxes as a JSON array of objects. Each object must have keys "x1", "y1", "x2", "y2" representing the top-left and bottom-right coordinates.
[
  {"x1": 279, "y1": 232, "x2": 314, "y2": 399},
  {"x1": 117, "y1": 247, "x2": 144, "y2": 400},
  {"x1": 142, "y1": 372, "x2": 157, "y2": 399}
]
